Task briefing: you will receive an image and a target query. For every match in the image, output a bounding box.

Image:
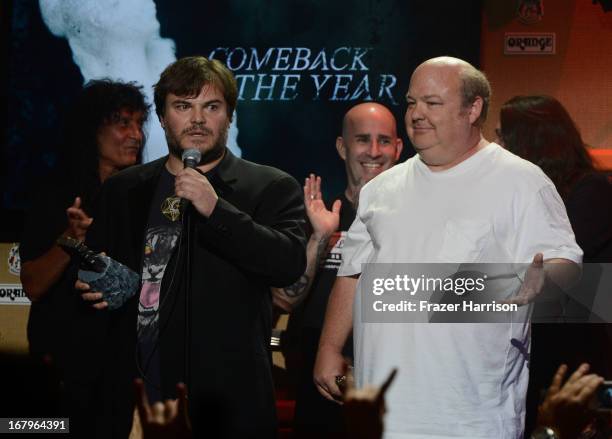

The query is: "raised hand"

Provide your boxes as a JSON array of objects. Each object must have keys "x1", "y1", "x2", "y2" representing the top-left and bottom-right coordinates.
[
  {"x1": 65, "y1": 197, "x2": 93, "y2": 241},
  {"x1": 304, "y1": 174, "x2": 341, "y2": 240}
]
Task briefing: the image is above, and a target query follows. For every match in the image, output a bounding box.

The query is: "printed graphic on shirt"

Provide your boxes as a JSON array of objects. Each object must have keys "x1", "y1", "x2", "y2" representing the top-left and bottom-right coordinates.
[
  {"x1": 137, "y1": 225, "x2": 180, "y2": 339},
  {"x1": 321, "y1": 231, "x2": 346, "y2": 270}
]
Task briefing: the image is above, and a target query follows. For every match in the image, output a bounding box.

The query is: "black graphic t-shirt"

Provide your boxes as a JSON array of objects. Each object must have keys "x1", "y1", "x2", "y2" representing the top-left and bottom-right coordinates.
[{"x1": 137, "y1": 167, "x2": 181, "y2": 403}]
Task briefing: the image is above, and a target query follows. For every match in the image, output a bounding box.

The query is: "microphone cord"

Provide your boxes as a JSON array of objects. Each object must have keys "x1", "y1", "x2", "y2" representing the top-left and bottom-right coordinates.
[{"x1": 184, "y1": 206, "x2": 192, "y2": 393}]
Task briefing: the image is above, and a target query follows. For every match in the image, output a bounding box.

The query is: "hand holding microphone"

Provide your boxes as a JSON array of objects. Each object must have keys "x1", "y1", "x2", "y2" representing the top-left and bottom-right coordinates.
[{"x1": 175, "y1": 149, "x2": 218, "y2": 218}]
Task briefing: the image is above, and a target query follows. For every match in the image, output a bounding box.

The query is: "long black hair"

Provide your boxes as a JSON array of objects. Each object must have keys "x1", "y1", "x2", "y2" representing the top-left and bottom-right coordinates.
[
  {"x1": 499, "y1": 95, "x2": 594, "y2": 199},
  {"x1": 57, "y1": 79, "x2": 150, "y2": 204}
]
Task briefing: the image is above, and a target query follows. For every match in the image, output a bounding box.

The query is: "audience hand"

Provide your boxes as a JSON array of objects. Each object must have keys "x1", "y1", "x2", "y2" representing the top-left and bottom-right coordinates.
[
  {"x1": 343, "y1": 368, "x2": 397, "y2": 439},
  {"x1": 536, "y1": 363, "x2": 603, "y2": 438},
  {"x1": 131, "y1": 379, "x2": 191, "y2": 439}
]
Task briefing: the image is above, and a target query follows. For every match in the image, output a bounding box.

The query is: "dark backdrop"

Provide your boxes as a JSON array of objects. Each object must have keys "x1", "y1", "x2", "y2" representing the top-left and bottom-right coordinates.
[{"x1": 1, "y1": 0, "x2": 482, "y2": 241}]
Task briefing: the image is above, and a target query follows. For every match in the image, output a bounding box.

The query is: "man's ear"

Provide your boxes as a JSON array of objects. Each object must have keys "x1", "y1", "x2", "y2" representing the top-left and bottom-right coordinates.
[
  {"x1": 336, "y1": 136, "x2": 347, "y2": 161},
  {"x1": 467, "y1": 96, "x2": 484, "y2": 125},
  {"x1": 158, "y1": 114, "x2": 166, "y2": 129},
  {"x1": 394, "y1": 138, "x2": 404, "y2": 162}
]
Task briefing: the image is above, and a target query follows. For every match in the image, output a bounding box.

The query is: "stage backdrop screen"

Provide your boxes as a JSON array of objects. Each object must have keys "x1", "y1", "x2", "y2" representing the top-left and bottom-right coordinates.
[{"x1": 3, "y1": 0, "x2": 482, "y2": 213}]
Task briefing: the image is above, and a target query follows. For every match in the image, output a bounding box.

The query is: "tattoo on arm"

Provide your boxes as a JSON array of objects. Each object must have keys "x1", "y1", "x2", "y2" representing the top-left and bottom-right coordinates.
[
  {"x1": 285, "y1": 275, "x2": 310, "y2": 297},
  {"x1": 315, "y1": 238, "x2": 328, "y2": 264},
  {"x1": 282, "y1": 238, "x2": 329, "y2": 299}
]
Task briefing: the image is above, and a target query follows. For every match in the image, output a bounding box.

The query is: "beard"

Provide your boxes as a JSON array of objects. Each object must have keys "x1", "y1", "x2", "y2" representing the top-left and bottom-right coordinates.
[{"x1": 166, "y1": 122, "x2": 228, "y2": 166}]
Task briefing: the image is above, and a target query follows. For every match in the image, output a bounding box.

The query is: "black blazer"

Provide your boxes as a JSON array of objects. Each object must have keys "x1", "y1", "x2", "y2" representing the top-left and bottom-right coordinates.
[{"x1": 74, "y1": 150, "x2": 306, "y2": 438}]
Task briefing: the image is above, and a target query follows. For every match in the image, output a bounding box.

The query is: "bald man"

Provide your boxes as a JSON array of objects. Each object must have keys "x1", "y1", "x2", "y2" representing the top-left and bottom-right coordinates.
[
  {"x1": 273, "y1": 102, "x2": 402, "y2": 436},
  {"x1": 314, "y1": 57, "x2": 582, "y2": 438}
]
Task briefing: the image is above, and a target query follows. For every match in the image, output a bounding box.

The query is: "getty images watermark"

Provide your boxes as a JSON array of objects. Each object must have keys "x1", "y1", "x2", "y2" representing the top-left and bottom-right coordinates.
[{"x1": 359, "y1": 263, "x2": 612, "y2": 324}]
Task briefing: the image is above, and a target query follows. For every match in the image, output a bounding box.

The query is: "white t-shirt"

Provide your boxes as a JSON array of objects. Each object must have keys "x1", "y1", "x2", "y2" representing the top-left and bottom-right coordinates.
[{"x1": 338, "y1": 143, "x2": 582, "y2": 439}]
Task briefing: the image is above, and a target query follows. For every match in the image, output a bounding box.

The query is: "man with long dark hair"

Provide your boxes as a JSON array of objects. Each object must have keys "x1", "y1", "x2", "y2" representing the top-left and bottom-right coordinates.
[
  {"x1": 20, "y1": 78, "x2": 149, "y2": 435},
  {"x1": 498, "y1": 95, "x2": 612, "y2": 436},
  {"x1": 21, "y1": 79, "x2": 149, "y2": 361}
]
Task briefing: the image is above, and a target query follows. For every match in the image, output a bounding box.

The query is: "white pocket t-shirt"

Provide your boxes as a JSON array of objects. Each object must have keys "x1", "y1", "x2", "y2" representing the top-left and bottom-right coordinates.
[{"x1": 339, "y1": 143, "x2": 582, "y2": 439}]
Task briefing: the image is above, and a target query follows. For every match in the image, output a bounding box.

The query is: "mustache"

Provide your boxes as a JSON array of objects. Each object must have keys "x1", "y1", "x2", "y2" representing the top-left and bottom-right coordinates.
[{"x1": 182, "y1": 125, "x2": 213, "y2": 136}]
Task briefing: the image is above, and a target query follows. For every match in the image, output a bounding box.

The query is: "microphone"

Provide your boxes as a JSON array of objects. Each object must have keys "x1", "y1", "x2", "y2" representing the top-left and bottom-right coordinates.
[
  {"x1": 180, "y1": 149, "x2": 202, "y2": 215},
  {"x1": 182, "y1": 148, "x2": 202, "y2": 169}
]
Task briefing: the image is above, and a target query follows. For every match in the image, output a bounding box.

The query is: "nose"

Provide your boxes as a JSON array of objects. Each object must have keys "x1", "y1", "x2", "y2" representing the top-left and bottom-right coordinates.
[
  {"x1": 191, "y1": 107, "x2": 206, "y2": 125},
  {"x1": 407, "y1": 101, "x2": 424, "y2": 123},
  {"x1": 368, "y1": 140, "x2": 382, "y2": 158},
  {"x1": 128, "y1": 121, "x2": 143, "y2": 142}
]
